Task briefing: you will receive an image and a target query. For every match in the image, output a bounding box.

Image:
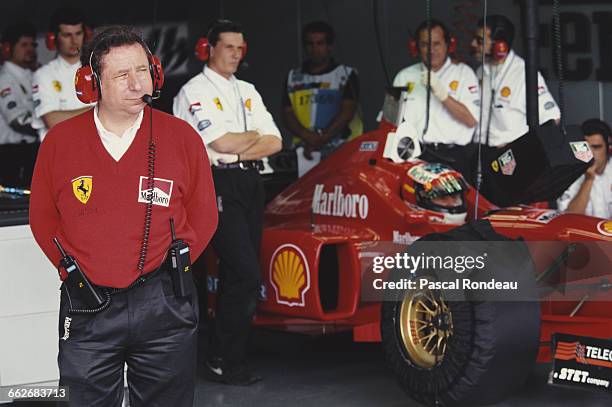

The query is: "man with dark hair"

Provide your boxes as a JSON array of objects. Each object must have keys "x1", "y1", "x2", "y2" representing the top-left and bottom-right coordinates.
[
  {"x1": 557, "y1": 118, "x2": 611, "y2": 218},
  {"x1": 30, "y1": 25, "x2": 217, "y2": 406},
  {"x1": 282, "y1": 20, "x2": 360, "y2": 176},
  {"x1": 174, "y1": 19, "x2": 282, "y2": 385},
  {"x1": 32, "y1": 7, "x2": 93, "y2": 140},
  {"x1": 393, "y1": 19, "x2": 479, "y2": 181},
  {"x1": 471, "y1": 15, "x2": 560, "y2": 148},
  {"x1": 0, "y1": 22, "x2": 38, "y2": 144}
]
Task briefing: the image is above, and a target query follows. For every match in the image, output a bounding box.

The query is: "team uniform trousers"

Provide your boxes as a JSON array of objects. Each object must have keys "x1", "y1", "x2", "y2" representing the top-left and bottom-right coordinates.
[
  {"x1": 57, "y1": 269, "x2": 199, "y2": 407},
  {"x1": 209, "y1": 167, "x2": 264, "y2": 365}
]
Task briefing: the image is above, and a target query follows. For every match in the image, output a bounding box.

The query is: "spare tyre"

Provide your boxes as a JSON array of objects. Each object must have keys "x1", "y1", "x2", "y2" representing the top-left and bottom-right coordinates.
[{"x1": 380, "y1": 220, "x2": 541, "y2": 406}]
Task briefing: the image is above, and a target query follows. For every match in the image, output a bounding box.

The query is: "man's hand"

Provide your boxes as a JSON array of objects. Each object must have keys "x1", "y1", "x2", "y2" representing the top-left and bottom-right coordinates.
[
  {"x1": 421, "y1": 70, "x2": 448, "y2": 102},
  {"x1": 209, "y1": 151, "x2": 239, "y2": 166},
  {"x1": 301, "y1": 129, "x2": 322, "y2": 147},
  {"x1": 585, "y1": 163, "x2": 598, "y2": 180}
]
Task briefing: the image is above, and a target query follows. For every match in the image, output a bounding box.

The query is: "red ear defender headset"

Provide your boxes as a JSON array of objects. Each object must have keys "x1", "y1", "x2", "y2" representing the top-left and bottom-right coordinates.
[
  {"x1": 194, "y1": 21, "x2": 248, "y2": 61},
  {"x1": 491, "y1": 38, "x2": 509, "y2": 60},
  {"x1": 46, "y1": 25, "x2": 93, "y2": 51},
  {"x1": 74, "y1": 39, "x2": 164, "y2": 104},
  {"x1": 408, "y1": 30, "x2": 457, "y2": 58},
  {"x1": 1, "y1": 42, "x2": 11, "y2": 61}
]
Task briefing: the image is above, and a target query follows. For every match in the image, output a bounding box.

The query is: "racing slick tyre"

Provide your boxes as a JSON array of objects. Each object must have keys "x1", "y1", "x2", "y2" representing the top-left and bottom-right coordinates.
[{"x1": 380, "y1": 220, "x2": 541, "y2": 406}]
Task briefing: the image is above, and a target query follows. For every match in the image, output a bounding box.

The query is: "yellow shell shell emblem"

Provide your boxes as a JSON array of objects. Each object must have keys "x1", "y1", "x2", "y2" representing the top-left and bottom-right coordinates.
[
  {"x1": 53, "y1": 80, "x2": 62, "y2": 92},
  {"x1": 71, "y1": 176, "x2": 92, "y2": 204},
  {"x1": 270, "y1": 244, "x2": 310, "y2": 306},
  {"x1": 245, "y1": 98, "x2": 252, "y2": 111},
  {"x1": 449, "y1": 80, "x2": 459, "y2": 91},
  {"x1": 405, "y1": 82, "x2": 415, "y2": 94},
  {"x1": 501, "y1": 86, "x2": 511, "y2": 98},
  {"x1": 213, "y1": 97, "x2": 223, "y2": 111}
]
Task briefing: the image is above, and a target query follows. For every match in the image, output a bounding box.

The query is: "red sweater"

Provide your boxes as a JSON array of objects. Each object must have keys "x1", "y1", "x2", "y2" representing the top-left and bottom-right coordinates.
[{"x1": 30, "y1": 108, "x2": 218, "y2": 288}]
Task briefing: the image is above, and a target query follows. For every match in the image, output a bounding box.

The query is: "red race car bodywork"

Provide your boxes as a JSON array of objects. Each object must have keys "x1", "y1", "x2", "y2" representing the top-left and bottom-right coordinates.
[{"x1": 205, "y1": 126, "x2": 612, "y2": 366}]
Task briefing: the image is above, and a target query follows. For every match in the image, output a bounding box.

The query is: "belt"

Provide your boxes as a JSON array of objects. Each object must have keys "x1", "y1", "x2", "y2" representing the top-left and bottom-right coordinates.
[
  {"x1": 106, "y1": 263, "x2": 165, "y2": 294},
  {"x1": 424, "y1": 143, "x2": 458, "y2": 151},
  {"x1": 213, "y1": 160, "x2": 264, "y2": 171}
]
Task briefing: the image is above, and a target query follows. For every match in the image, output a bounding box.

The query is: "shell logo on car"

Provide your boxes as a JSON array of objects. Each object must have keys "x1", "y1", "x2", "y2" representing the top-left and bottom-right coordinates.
[{"x1": 270, "y1": 244, "x2": 310, "y2": 307}]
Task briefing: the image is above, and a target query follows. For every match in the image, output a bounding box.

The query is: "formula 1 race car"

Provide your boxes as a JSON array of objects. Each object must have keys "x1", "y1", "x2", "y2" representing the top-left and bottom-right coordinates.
[{"x1": 204, "y1": 119, "x2": 612, "y2": 406}]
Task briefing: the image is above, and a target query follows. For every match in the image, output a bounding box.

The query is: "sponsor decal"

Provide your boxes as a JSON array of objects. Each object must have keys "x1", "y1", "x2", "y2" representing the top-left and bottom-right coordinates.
[
  {"x1": 71, "y1": 176, "x2": 93, "y2": 204},
  {"x1": 245, "y1": 98, "x2": 252, "y2": 111},
  {"x1": 216, "y1": 195, "x2": 223, "y2": 213},
  {"x1": 449, "y1": 80, "x2": 459, "y2": 91},
  {"x1": 7, "y1": 101, "x2": 16, "y2": 110},
  {"x1": 269, "y1": 244, "x2": 310, "y2": 307},
  {"x1": 533, "y1": 210, "x2": 560, "y2": 223},
  {"x1": 33, "y1": 99, "x2": 41, "y2": 107},
  {"x1": 468, "y1": 85, "x2": 478, "y2": 94},
  {"x1": 188, "y1": 102, "x2": 202, "y2": 115},
  {"x1": 498, "y1": 149, "x2": 516, "y2": 176},
  {"x1": 312, "y1": 184, "x2": 369, "y2": 219},
  {"x1": 473, "y1": 99, "x2": 480, "y2": 106},
  {"x1": 544, "y1": 101, "x2": 556, "y2": 110},
  {"x1": 570, "y1": 141, "x2": 593, "y2": 163},
  {"x1": 407, "y1": 163, "x2": 452, "y2": 184},
  {"x1": 551, "y1": 333, "x2": 612, "y2": 392},
  {"x1": 197, "y1": 119, "x2": 211, "y2": 131},
  {"x1": 491, "y1": 160, "x2": 499, "y2": 172},
  {"x1": 405, "y1": 82, "x2": 415, "y2": 94},
  {"x1": 597, "y1": 220, "x2": 612, "y2": 237},
  {"x1": 61, "y1": 316, "x2": 72, "y2": 341},
  {"x1": 213, "y1": 97, "x2": 223, "y2": 111},
  {"x1": 500, "y1": 86, "x2": 511, "y2": 98},
  {"x1": 137, "y1": 176, "x2": 174, "y2": 207},
  {"x1": 52, "y1": 80, "x2": 62, "y2": 92},
  {"x1": 359, "y1": 141, "x2": 379, "y2": 152},
  {"x1": 538, "y1": 85, "x2": 546, "y2": 95},
  {"x1": 393, "y1": 230, "x2": 418, "y2": 245},
  {"x1": 32, "y1": 84, "x2": 39, "y2": 93},
  {"x1": 0, "y1": 87, "x2": 11, "y2": 98}
]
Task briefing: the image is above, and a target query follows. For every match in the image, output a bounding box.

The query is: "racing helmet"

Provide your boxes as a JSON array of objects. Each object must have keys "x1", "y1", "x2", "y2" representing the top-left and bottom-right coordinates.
[{"x1": 400, "y1": 162, "x2": 468, "y2": 224}]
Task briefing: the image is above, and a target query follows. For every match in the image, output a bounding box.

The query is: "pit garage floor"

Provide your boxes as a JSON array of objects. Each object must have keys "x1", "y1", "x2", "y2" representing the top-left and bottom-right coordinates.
[{"x1": 194, "y1": 327, "x2": 611, "y2": 407}]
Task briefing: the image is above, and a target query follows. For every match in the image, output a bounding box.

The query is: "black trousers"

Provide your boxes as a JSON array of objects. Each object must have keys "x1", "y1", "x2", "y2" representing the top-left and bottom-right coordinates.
[
  {"x1": 209, "y1": 168, "x2": 264, "y2": 365},
  {"x1": 420, "y1": 143, "x2": 477, "y2": 185},
  {"x1": 57, "y1": 270, "x2": 198, "y2": 407}
]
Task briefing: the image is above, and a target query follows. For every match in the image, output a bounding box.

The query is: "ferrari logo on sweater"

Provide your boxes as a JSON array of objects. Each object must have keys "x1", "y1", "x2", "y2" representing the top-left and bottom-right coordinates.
[{"x1": 71, "y1": 176, "x2": 92, "y2": 204}]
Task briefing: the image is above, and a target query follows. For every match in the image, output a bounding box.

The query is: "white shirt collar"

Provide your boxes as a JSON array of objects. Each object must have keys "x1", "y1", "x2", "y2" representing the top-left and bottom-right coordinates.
[
  {"x1": 56, "y1": 55, "x2": 81, "y2": 70},
  {"x1": 203, "y1": 65, "x2": 236, "y2": 87},
  {"x1": 483, "y1": 49, "x2": 516, "y2": 77},
  {"x1": 3, "y1": 61, "x2": 32, "y2": 83},
  {"x1": 93, "y1": 105, "x2": 144, "y2": 161}
]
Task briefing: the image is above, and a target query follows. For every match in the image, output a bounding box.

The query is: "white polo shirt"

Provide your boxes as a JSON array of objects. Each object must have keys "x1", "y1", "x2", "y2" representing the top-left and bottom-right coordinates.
[
  {"x1": 0, "y1": 61, "x2": 37, "y2": 144},
  {"x1": 393, "y1": 58, "x2": 480, "y2": 145},
  {"x1": 557, "y1": 159, "x2": 612, "y2": 219},
  {"x1": 32, "y1": 56, "x2": 93, "y2": 140},
  {"x1": 476, "y1": 50, "x2": 561, "y2": 147},
  {"x1": 173, "y1": 65, "x2": 281, "y2": 155}
]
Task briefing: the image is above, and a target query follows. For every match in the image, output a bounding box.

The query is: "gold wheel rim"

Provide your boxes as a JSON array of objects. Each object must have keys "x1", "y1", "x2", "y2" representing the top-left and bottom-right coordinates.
[{"x1": 398, "y1": 284, "x2": 453, "y2": 369}]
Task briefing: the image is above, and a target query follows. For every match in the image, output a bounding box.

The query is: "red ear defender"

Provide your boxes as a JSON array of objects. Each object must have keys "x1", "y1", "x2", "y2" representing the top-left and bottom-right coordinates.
[
  {"x1": 46, "y1": 32, "x2": 57, "y2": 50},
  {"x1": 493, "y1": 40, "x2": 509, "y2": 60},
  {"x1": 408, "y1": 38, "x2": 418, "y2": 58},
  {"x1": 74, "y1": 65, "x2": 99, "y2": 104},
  {"x1": 194, "y1": 37, "x2": 210, "y2": 61},
  {"x1": 448, "y1": 36, "x2": 457, "y2": 54},
  {"x1": 241, "y1": 40, "x2": 248, "y2": 60},
  {"x1": 0, "y1": 42, "x2": 11, "y2": 61},
  {"x1": 150, "y1": 55, "x2": 164, "y2": 90}
]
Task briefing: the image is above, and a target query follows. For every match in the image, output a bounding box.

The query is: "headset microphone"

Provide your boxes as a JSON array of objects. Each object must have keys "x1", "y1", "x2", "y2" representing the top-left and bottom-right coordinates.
[
  {"x1": 239, "y1": 60, "x2": 250, "y2": 70},
  {"x1": 142, "y1": 94, "x2": 153, "y2": 105}
]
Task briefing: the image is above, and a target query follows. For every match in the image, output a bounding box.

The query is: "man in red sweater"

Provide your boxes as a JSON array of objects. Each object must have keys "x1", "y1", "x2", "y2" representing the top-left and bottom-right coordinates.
[{"x1": 29, "y1": 26, "x2": 217, "y2": 407}]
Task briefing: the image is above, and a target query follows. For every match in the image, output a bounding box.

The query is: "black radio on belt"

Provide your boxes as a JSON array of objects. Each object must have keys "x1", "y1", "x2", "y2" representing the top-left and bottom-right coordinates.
[
  {"x1": 53, "y1": 237, "x2": 106, "y2": 307},
  {"x1": 168, "y1": 218, "x2": 193, "y2": 297}
]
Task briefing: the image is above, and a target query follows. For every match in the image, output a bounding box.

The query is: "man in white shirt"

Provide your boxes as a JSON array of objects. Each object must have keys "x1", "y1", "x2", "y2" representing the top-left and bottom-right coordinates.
[
  {"x1": 472, "y1": 15, "x2": 560, "y2": 148},
  {"x1": 0, "y1": 22, "x2": 38, "y2": 144},
  {"x1": 32, "y1": 7, "x2": 93, "y2": 140},
  {"x1": 557, "y1": 119, "x2": 611, "y2": 219},
  {"x1": 393, "y1": 19, "x2": 480, "y2": 182},
  {"x1": 174, "y1": 19, "x2": 282, "y2": 386}
]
